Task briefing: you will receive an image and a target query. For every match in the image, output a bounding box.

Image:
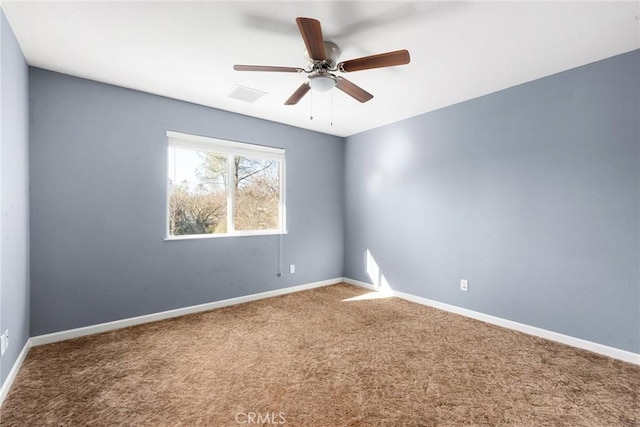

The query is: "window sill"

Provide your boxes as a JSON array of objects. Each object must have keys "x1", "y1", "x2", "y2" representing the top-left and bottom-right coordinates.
[{"x1": 164, "y1": 230, "x2": 288, "y2": 241}]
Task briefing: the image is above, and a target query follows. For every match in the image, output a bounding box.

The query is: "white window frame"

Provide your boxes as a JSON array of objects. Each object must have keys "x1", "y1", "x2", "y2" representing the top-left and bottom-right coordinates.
[{"x1": 165, "y1": 130, "x2": 286, "y2": 240}]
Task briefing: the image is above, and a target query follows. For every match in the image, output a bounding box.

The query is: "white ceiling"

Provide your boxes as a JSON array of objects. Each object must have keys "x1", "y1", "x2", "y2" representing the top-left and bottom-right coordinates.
[{"x1": 2, "y1": 1, "x2": 639, "y2": 137}]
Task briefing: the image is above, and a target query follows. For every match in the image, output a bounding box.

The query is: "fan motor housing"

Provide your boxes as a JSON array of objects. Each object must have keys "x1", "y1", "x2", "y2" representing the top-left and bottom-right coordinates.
[{"x1": 305, "y1": 41, "x2": 341, "y2": 70}]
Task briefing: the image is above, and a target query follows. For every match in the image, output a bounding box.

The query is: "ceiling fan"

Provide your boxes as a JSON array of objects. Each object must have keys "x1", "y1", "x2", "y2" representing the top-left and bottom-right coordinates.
[{"x1": 233, "y1": 17, "x2": 410, "y2": 105}]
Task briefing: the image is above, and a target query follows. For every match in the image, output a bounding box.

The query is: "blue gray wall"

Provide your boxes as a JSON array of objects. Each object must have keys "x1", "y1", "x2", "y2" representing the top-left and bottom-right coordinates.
[
  {"x1": 23, "y1": 47, "x2": 640, "y2": 355},
  {"x1": 0, "y1": 10, "x2": 30, "y2": 385},
  {"x1": 344, "y1": 50, "x2": 640, "y2": 353},
  {"x1": 29, "y1": 69, "x2": 344, "y2": 336}
]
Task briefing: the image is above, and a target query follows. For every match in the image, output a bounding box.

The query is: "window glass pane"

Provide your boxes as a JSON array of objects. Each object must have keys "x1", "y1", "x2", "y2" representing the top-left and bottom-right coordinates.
[
  {"x1": 168, "y1": 147, "x2": 228, "y2": 235},
  {"x1": 233, "y1": 156, "x2": 280, "y2": 231}
]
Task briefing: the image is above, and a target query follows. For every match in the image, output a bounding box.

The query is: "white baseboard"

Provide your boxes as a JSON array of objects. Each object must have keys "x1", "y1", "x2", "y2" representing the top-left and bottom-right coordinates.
[
  {"x1": 31, "y1": 277, "x2": 343, "y2": 347},
  {"x1": 0, "y1": 338, "x2": 31, "y2": 407},
  {"x1": 14, "y1": 275, "x2": 639, "y2": 407},
  {"x1": 343, "y1": 277, "x2": 377, "y2": 291},
  {"x1": 343, "y1": 277, "x2": 640, "y2": 365}
]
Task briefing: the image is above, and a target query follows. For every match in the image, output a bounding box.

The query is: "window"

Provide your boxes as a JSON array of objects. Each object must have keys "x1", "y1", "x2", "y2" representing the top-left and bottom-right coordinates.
[{"x1": 166, "y1": 131, "x2": 285, "y2": 238}]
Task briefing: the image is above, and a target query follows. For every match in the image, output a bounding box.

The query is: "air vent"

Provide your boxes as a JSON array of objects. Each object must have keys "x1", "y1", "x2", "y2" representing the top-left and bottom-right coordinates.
[{"x1": 228, "y1": 84, "x2": 267, "y2": 103}]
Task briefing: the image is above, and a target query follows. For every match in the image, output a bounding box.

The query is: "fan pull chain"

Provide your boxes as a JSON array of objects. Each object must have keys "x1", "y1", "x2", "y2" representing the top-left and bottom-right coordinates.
[
  {"x1": 330, "y1": 90, "x2": 334, "y2": 127},
  {"x1": 309, "y1": 90, "x2": 314, "y2": 121}
]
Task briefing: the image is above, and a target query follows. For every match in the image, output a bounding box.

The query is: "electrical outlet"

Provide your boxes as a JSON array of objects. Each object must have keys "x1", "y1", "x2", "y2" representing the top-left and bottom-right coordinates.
[
  {"x1": 289, "y1": 264, "x2": 296, "y2": 274},
  {"x1": 460, "y1": 279, "x2": 469, "y2": 292}
]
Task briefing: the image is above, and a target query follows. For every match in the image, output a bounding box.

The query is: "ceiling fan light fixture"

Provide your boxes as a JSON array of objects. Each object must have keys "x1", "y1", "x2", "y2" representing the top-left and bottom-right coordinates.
[
  {"x1": 233, "y1": 17, "x2": 410, "y2": 105},
  {"x1": 308, "y1": 74, "x2": 337, "y2": 92}
]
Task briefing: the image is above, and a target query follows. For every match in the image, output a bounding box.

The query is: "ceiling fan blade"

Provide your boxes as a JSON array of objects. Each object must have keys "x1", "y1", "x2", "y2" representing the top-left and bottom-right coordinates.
[
  {"x1": 296, "y1": 17, "x2": 326, "y2": 61},
  {"x1": 234, "y1": 65, "x2": 305, "y2": 73},
  {"x1": 284, "y1": 83, "x2": 311, "y2": 105},
  {"x1": 338, "y1": 49, "x2": 410, "y2": 72},
  {"x1": 336, "y1": 77, "x2": 373, "y2": 103}
]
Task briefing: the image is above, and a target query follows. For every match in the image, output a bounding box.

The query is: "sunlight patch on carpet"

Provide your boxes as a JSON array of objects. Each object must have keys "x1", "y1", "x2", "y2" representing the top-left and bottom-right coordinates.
[{"x1": 341, "y1": 290, "x2": 393, "y2": 302}]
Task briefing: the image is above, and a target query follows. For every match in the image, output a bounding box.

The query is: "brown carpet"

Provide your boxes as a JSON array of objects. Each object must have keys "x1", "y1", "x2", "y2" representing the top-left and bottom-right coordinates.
[{"x1": 1, "y1": 283, "x2": 638, "y2": 426}]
